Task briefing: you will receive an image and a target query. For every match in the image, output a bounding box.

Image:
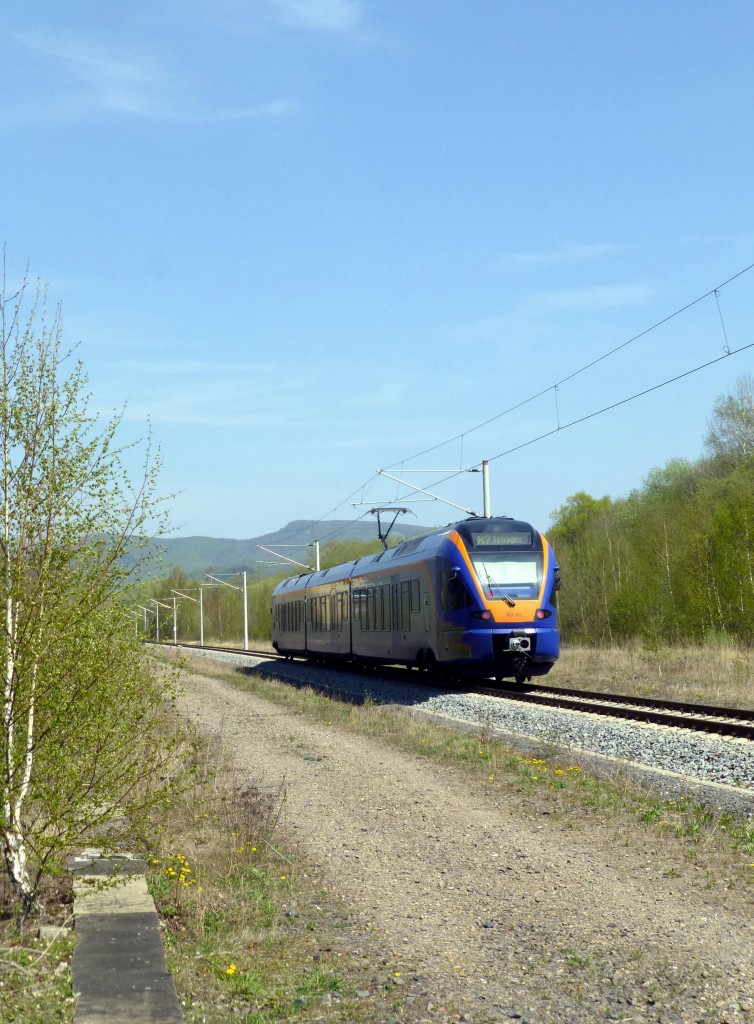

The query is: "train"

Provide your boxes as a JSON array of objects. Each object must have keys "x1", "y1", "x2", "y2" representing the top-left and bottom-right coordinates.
[{"x1": 270, "y1": 516, "x2": 560, "y2": 683}]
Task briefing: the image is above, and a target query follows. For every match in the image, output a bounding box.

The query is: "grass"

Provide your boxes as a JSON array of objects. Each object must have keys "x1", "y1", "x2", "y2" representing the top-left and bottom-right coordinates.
[
  {"x1": 0, "y1": 932, "x2": 75, "y2": 1024},
  {"x1": 549, "y1": 638, "x2": 754, "y2": 708},
  {"x1": 0, "y1": 877, "x2": 75, "y2": 1024},
  {"x1": 144, "y1": 728, "x2": 408, "y2": 1023}
]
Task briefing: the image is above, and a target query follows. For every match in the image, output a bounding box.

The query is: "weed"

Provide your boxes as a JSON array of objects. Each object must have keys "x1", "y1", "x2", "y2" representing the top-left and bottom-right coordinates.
[{"x1": 143, "y1": 724, "x2": 407, "y2": 1023}]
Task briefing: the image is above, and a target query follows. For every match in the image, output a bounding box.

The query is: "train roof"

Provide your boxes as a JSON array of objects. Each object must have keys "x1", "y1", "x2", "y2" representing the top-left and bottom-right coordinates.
[{"x1": 271, "y1": 516, "x2": 540, "y2": 597}]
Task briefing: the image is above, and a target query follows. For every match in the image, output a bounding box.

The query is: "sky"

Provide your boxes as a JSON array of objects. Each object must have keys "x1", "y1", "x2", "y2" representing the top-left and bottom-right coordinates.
[{"x1": 2, "y1": 0, "x2": 754, "y2": 547}]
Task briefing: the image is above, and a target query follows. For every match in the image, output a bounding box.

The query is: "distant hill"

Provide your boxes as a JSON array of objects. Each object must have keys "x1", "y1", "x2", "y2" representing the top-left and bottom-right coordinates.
[{"x1": 130, "y1": 518, "x2": 436, "y2": 580}]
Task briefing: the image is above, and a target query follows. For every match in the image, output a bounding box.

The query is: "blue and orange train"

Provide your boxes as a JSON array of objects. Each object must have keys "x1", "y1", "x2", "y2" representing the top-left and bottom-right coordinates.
[{"x1": 271, "y1": 516, "x2": 560, "y2": 682}]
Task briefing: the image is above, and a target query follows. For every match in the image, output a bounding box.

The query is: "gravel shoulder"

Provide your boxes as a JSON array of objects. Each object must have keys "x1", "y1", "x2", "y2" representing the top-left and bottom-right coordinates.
[{"x1": 176, "y1": 660, "x2": 754, "y2": 1024}]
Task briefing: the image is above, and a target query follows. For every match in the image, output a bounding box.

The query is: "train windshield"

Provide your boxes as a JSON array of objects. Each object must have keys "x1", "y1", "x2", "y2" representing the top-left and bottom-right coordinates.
[{"x1": 469, "y1": 551, "x2": 543, "y2": 601}]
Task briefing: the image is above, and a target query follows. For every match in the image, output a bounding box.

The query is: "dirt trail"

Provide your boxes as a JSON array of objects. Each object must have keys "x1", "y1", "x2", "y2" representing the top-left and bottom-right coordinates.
[{"x1": 178, "y1": 662, "x2": 754, "y2": 1024}]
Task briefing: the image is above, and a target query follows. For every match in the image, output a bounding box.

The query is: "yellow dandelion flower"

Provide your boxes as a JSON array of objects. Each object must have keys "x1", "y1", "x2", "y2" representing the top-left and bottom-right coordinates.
[
  {"x1": 226, "y1": 964, "x2": 237, "y2": 976},
  {"x1": 280, "y1": 875, "x2": 287, "y2": 881}
]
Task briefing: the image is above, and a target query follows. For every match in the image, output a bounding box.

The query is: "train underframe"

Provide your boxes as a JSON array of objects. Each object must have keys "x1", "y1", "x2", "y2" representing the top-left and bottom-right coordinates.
[{"x1": 273, "y1": 625, "x2": 558, "y2": 683}]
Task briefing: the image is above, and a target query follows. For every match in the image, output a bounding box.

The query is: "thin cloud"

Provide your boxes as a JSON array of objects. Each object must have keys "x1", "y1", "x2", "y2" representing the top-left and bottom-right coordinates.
[
  {"x1": 442, "y1": 281, "x2": 655, "y2": 345},
  {"x1": 111, "y1": 357, "x2": 281, "y2": 378},
  {"x1": 503, "y1": 243, "x2": 618, "y2": 267},
  {"x1": 8, "y1": 30, "x2": 295, "y2": 124},
  {"x1": 262, "y1": 0, "x2": 363, "y2": 34},
  {"x1": 530, "y1": 282, "x2": 655, "y2": 312},
  {"x1": 176, "y1": 99, "x2": 298, "y2": 123},
  {"x1": 13, "y1": 30, "x2": 166, "y2": 118}
]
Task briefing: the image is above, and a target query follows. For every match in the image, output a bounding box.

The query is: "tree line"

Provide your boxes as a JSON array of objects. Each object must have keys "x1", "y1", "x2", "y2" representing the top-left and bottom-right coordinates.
[
  {"x1": 142, "y1": 538, "x2": 395, "y2": 646},
  {"x1": 548, "y1": 375, "x2": 754, "y2": 646}
]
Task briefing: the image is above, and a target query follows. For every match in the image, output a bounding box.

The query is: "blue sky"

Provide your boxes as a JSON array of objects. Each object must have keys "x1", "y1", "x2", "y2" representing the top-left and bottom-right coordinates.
[{"x1": 3, "y1": 1, "x2": 753, "y2": 543}]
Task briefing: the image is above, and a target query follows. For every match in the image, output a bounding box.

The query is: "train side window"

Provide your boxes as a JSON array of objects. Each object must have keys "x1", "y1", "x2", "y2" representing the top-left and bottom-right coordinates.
[
  {"x1": 375, "y1": 585, "x2": 384, "y2": 631},
  {"x1": 366, "y1": 587, "x2": 374, "y2": 631},
  {"x1": 410, "y1": 578, "x2": 420, "y2": 612},
  {"x1": 442, "y1": 571, "x2": 471, "y2": 611},
  {"x1": 400, "y1": 580, "x2": 410, "y2": 631}
]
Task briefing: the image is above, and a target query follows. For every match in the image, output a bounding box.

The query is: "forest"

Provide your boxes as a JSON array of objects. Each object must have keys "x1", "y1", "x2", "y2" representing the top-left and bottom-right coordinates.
[{"x1": 549, "y1": 374, "x2": 754, "y2": 646}]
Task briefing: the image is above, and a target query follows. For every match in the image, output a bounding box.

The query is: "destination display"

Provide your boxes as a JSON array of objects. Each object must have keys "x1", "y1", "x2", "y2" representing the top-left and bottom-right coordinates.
[{"x1": 471, "y1": 531, "x2": 532, "y2": 547}]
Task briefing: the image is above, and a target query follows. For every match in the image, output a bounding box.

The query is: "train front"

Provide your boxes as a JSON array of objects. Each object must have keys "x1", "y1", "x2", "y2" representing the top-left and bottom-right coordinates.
[{"x1": 448, "y1": 518, "x2": 560, "y2": 682}]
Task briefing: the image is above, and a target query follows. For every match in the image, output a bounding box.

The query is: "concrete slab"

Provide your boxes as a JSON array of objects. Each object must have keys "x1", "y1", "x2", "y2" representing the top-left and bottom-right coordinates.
[
  {"x1": 70, "y1": 852, "x2": 183, "y2": 1024},
  {"x1": 73, "y1": 875, "x2": 156, "y2": 915}
]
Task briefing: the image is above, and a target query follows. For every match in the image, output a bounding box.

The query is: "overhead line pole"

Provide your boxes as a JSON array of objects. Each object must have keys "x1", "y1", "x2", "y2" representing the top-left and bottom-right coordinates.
[
  {"x1": 206, "y1": 572, "x2": 249, "y2": 651},
  {"x1": 171, "y1": 589, "x2": 201, "y2": 645},
  {"x1": 150, "y1": 599, "x2": 172, "y2": 644},
  {"x1": 136, "y1": 604, "x2": 155, "y2": 639}
]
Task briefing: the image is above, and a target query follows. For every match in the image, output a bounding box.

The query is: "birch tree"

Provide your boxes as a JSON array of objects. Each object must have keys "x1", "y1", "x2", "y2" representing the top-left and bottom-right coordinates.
[{"x1": 1, "y1": 265, "x2": 175, "y2": 915}]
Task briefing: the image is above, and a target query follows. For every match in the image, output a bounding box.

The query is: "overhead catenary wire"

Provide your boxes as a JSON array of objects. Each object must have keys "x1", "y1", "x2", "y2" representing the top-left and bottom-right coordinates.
[
  {"x1": 277, "y1": 261, "x2": 754, "y2": 551},
  {"x1": 383, "y1": 260, "x2": 754, "y2": 471}
]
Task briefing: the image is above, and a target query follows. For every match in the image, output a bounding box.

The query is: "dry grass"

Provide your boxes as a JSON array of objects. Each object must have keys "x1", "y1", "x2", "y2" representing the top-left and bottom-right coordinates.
[
  {"x1": 548, "y1": 639, "x2": 754, "y2": 708},
  {"x1": 146, "y1": 725, "x2": 408, "y2": 1023}
]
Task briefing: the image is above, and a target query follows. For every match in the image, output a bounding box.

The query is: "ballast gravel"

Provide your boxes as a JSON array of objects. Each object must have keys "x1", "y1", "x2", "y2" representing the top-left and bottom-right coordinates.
[
  {"x1": 171, "y1": 648, "x2": 754, "y2": 1024},
  {"x1": 191, "y1": 647, "x2": 754, "y2": 799}
]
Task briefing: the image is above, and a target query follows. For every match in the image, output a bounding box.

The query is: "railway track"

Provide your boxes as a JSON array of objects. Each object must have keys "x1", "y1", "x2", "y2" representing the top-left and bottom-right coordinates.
[{"x1": 165, "y1": 642, "x2": 754, "y2": 742}]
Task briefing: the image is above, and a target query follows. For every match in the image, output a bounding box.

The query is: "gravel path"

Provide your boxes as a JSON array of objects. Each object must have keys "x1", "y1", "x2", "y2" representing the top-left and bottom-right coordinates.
[{"x1": 177, "y1": 660, "x2": 754, "y2": 1024}]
